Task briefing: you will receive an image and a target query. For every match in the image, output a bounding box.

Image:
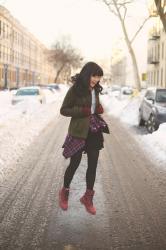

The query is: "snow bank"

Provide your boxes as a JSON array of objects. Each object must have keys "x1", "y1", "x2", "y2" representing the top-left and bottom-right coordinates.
[
  {"x1": 0, "y1": 85, "x2": 68, "y2": 181},
  {"x1": 101, "y1": 93, "x2": 141, "y2": 126},
  {"x1": 139, "y1": 123, "x2": 166, "y2": 166},
  {"x1": 101, "y1": 91, "x2": 166, "y2": 169},
  {"x1": 0, "y1": 86, "x2": 165, "y2": 181}
]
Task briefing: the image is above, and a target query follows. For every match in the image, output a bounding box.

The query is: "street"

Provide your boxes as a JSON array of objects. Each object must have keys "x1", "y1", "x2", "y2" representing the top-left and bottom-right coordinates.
[{"x1": 0, "y1": 114, "x2": 166, "y2": 250}]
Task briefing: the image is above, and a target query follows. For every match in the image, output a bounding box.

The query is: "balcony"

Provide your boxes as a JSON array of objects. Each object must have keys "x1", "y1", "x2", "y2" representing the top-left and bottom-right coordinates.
[
  {"x1": 148, "y1": 56, "x2": 159, "y2": 65},
  {"x1": 149, "y1": 29, "x2": 160, "y2": 40},
  {"x1": 151, "y1": 33, "x2": 160, "y2": 40}
]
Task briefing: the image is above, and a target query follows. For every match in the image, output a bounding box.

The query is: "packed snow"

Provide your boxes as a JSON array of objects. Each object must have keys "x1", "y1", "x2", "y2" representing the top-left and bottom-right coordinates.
[
  {"x1": 0, "y1": 85, "x2": 68, "y2": 181},
  {"x1": 101, "y1": 90, "x2": 166, "y2": 168},
  {"x1": 0, "y1": 85, "x2": 165, "y2": 182}
]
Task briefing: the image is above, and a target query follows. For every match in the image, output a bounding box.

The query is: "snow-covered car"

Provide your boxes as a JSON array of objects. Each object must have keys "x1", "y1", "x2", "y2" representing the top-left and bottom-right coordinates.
[
  {"x1": 138, "y1": 87, "x2": 166, "y2": 133},
  {"x1": 47, "y1": 83, "x2": 60, "y2": 91},
  {"x1": 121, "y1": 86, "x2": 133, "y2": 95},
  {"x1": 11, "y1": 86, "x2": 46, "y2": 105},
  {"x1": 109, "y1": 85, "x2": 121, "y2": 97},
  {"x1": 111, "y1": 85, "x2": 121, "y2": 92},
  {"x1": 101, "y1": 89, "x2": 108, "y2": 95},
  {"x1": 101, "y1": 86, "x2": 109, "y2": 95}
]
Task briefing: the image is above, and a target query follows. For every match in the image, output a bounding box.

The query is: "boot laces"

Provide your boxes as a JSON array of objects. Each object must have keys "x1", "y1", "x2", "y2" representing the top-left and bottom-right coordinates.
[{"x1": 86, "y1": 193, "x2": 93, "y2": 205}]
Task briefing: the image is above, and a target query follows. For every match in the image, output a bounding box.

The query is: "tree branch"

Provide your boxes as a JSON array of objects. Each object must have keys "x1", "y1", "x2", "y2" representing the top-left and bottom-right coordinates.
[
  {"x1": 123, "y1": 5, "x2": 127, "y2": 20},
  {"x1": 154, "y1": 0, "x2": 166, "y2": 31},
  {"x1": 103, "y1": 0, "x2": 118, "y2": 16},
  {"x1": 130, "y1": 16, "x2": 150, "y2": 44}
]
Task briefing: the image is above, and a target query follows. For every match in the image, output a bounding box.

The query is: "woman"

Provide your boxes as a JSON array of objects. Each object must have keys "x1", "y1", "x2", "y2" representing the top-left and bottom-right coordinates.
[{"x1": 59, "y1": 62, "x2": 109, "y2": 215}]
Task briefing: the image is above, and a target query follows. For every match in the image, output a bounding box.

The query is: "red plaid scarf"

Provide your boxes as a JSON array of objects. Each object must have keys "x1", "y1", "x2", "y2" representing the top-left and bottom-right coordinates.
[{"x1": 62, "y1": 114, "x2": 107, "y2": 158}]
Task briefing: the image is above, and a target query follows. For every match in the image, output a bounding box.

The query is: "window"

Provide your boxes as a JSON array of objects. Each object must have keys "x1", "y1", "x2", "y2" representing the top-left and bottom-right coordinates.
[
  {"x1": 162, "y1": 42, "x2": 164, "y2": 60},
  {"x1": 152, "y1": 71, "x2": 154, "y2": 85},
  {"x1": 0, "y1": 68, "x2": 2, "y2": 80},
  {"x1": 16, "y1": 88, "x2": 39, "y2": 96},
  {"x1": 158, "y1": 44, "x2": 160, "y2": 59},
  {"x1": 3, "y1": 22, "x2": 5, "y2": 38},
  {"x1": 165, "y1": 64, "x2": 166, "y2": 86},
  {"x1": 145, "y1": 90, "x2": 155, "y2": 100},
  {"x1": 161, "y1": 68, "x2": 163, "y2": 86},
  {"x1": 0, "y1": 20, "x2": 1, "y2": 36},
  {"x1": 156, "y1": 89, "x2": 166, "y2": 102},
  {"x1": 157, "y1": 70, "x2": 159, "y2": 85},
  {"x1": 150, "y1": 72, "x2": 152, "y2": 85}
]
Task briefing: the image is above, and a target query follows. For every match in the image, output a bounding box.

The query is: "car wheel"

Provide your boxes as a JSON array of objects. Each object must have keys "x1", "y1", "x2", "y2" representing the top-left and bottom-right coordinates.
[
  {"x1": 146, "y1": 114, "x2": 157, "y2": 133},
  {"x1": 138, "y1": 111, "x2": 145, "y2": 126}
]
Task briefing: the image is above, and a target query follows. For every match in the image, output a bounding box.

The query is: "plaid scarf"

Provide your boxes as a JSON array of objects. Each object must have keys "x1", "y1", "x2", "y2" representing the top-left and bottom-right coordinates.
[
  {"x1": 89, "y1": 114, "x2": 107, "y2": 133},
  {"x1": 62, "y1": 135, "x2": 85, "y2": 159},
  {"x1": 62, "y1": 114, "x2": 107, "y2": 158}
]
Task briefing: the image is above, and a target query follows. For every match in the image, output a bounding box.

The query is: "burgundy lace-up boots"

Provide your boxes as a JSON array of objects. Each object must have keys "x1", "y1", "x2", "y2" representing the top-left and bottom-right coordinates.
[
  {"x1": 59, "y1": 187, "x2": 69, "y2": 210},
  {"x1": 80, "y1": 189, "x2": 96, "y2": 215}
]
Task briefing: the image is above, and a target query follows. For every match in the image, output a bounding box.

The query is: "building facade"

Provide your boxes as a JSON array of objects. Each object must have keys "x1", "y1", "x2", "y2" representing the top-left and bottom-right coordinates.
[
  {"x1": 147, "y1": 2, "x2": 166, "y2": 88},
  {"x1": 0, "y1": 6, "x2": 55, "y2": 89}
]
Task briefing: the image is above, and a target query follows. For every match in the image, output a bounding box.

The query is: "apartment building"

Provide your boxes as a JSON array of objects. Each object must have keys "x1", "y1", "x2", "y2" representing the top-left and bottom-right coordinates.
[
  {"x1": 147, "y1": 2, "x2": 166, "y2": 88},
  {"x1": 0, "y1": 5, "x2": 55, "y2": 89}
]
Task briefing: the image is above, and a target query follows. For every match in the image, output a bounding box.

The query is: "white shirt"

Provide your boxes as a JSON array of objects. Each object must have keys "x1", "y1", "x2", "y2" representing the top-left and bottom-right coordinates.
[{"x1": 91, "y1": 89, "x2": 96, "y2": 114}]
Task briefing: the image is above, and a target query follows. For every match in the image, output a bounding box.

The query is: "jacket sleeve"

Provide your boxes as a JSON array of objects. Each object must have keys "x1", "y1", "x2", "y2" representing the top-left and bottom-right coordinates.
[{"x1": 60, "y1": 87, "x2": 86, "y2": 118}]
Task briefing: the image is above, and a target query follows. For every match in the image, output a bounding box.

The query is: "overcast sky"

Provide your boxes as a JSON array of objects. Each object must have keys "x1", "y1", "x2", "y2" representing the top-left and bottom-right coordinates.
[{"x1": 2, "y1": 0, "x2": 149, "y2": 71}]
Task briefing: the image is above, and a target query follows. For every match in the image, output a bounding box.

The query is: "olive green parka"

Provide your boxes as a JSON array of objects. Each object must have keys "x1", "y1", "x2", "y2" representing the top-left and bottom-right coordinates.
[{"x1": 60, "y1": 85, "x2": 101, "y2": 139}]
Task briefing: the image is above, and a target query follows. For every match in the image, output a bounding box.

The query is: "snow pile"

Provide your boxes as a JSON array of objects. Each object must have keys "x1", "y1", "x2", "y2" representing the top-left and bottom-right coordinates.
[
  {"x1": 139, "y1": 123, "x2": 166, "y2": 165},
  {"x1": 0, "y1": 91, "x2": 18, "y2": 123},
  {"x1": 119, "y1": 97, "x2": 141, "y2": 126},
  {"x1": 101, "y1": 91, "x2": 166, "y2": 168},
  {"x1": 0, "y1": 85, "x2": 166, "y2": 181},
  {"x1": 101, "y1": 94, "x2": 131, "y2": 116},
  {"x1": 101, "y1": 93, "x2": 141, "y2": 126},
  {"x1": 0, "y1": 85, "x2": 68, "y2": 181}
]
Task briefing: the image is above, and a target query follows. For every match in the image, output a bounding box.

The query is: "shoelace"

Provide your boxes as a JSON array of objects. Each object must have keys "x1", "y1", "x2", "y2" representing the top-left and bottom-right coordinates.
[{"x1": 86, "y1": 194, "x2": 93, "y2": 205}]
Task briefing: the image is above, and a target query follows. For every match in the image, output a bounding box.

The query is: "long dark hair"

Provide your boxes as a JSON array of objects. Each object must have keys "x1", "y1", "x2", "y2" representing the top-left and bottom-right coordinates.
[{"x1": 72, "y1": 62, "x2": 103, "y2": 96}]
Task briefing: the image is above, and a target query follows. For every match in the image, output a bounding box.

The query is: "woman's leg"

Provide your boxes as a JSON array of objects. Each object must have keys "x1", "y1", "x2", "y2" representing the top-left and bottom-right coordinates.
[
  {"x1": 80, "y1": 149, "x2": 99, "y2": 215},
  {"x1": 63, "y1": 151, "x2": 82, "y2": 188},
  {"x1": 86, "y1": 149, "x2": 99, "y2": 190}
]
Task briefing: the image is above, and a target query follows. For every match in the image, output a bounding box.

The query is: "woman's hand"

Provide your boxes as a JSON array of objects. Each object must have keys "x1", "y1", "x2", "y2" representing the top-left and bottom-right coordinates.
[
  {"x1": 82, "y1": 106, "x2": 91, "y2": 116},
  {"x1": 96, "y1": 104, "x2": 104, "y2": 114}
]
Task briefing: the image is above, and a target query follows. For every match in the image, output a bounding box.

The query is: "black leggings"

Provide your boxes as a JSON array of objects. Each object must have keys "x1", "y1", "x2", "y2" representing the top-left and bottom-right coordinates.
[{"x1": 63, "y1": 149, "x2": 99, "y2": 190}]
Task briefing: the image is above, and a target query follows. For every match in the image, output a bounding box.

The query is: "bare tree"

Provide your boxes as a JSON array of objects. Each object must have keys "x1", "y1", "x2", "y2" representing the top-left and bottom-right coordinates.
[
  {"x1": 48, "y1": 37, "x2": 83, "y2": 83},
  {"x1": 154, "y1": 0, "x2": 166, "y2": 31},
  {"x1": 99, "y1": 0, "x2": 150, "y2": 90}
]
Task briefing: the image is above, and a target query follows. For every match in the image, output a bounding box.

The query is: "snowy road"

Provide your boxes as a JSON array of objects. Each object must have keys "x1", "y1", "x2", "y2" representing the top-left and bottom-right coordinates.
[{"x1": 0, "y1": 114, "x2": 166, "y2": 250}]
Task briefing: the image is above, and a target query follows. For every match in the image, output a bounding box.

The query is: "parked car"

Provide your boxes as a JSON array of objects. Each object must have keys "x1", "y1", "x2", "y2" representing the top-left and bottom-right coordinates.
[
  {"x1": 48, "y1": 83, "x2": 60, "y2": 91},
  {"x1": 41, "y1": 86, "x2": 56, "y2": 94},
  {"x1": 108, "y1": 85, "x2": 121, "y2": 97},
  {"x1": 11, "y1": 86, "x2": 46, "y2": 105},
  {"x1": 111, "y1": 85, "x2": 121, "y2": 92},
  {"x1": 138, "y1": 87, "x2": 166, "y2": 133},
  {"x1": 121, "y1": 86, "x2": 133, "y2": 95}
]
